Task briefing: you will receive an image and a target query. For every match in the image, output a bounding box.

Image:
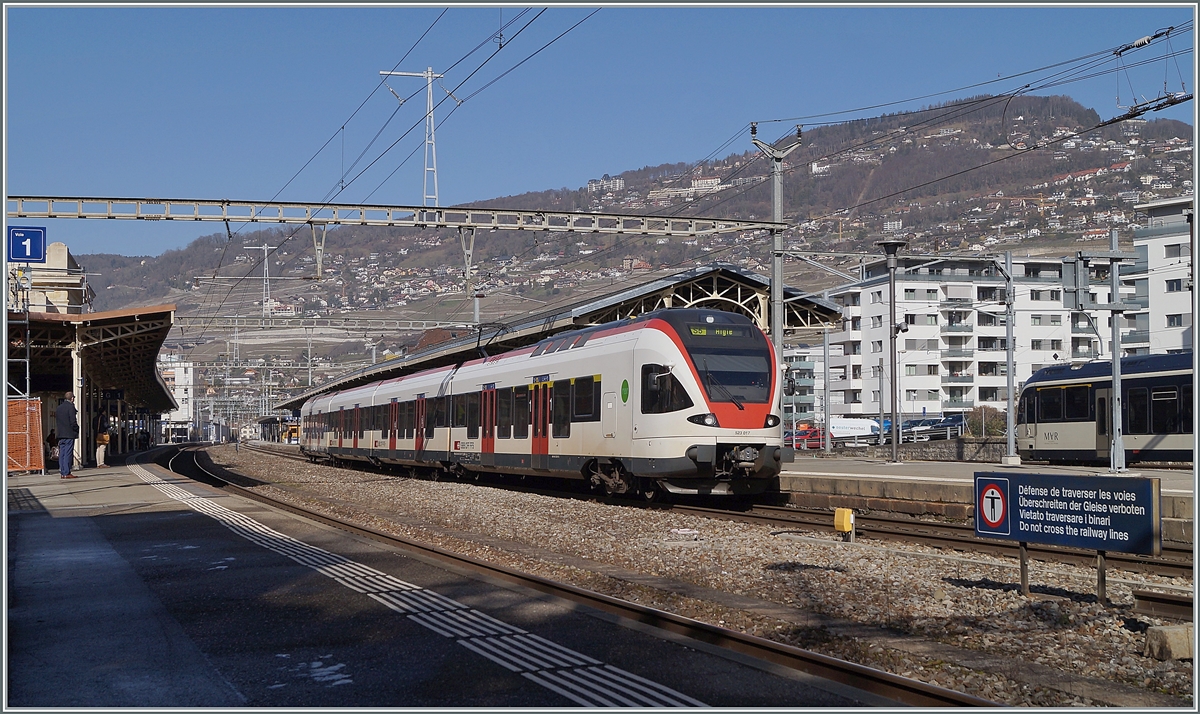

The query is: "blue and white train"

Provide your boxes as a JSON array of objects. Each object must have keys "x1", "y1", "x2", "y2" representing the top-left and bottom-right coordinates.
[
  {"x1": 300, "y1": 309, "x2": 786, "y2": 498},
  {"x1": 1016, "y1": 352, "x2": 1193, "y2": 464}
]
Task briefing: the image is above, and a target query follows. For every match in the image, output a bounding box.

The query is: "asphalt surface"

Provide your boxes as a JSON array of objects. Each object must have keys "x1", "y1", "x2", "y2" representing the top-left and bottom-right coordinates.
[{"x1": 7, "y1": 455, "x2": 891, "y2": 708}]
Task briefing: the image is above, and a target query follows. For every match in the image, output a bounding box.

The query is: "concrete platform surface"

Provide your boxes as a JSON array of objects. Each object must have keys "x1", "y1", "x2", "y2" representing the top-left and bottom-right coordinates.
[{"x1": 6, "y1": 457, "x2": 884, "y2": 708}]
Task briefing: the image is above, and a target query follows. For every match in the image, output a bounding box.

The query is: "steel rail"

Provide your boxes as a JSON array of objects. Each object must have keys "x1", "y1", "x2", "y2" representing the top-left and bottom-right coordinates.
[
  {"x1": 241, "y1": 442, "x2": 1193, "y2": 579},
  {"x1": 1131, "y1": 590, "x2": 1194, "y2": 621},
  {"x1": 679, "y1": 503, "x2": 1194, "y2": 580},
  {"x1": 165, "y1": 445, "x2": 995, "y2": 707}
]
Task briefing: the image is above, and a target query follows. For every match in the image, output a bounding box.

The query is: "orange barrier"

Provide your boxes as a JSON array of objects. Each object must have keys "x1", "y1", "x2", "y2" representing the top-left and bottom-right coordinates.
[{"x1": 7, "y1": 398, "x2": 45, "y2": 472}]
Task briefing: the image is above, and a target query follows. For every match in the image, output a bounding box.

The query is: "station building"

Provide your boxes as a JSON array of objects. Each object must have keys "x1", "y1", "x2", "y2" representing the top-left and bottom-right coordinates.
[{"x1": 6, "y1": 241, "x2": 176, "y2": 471}]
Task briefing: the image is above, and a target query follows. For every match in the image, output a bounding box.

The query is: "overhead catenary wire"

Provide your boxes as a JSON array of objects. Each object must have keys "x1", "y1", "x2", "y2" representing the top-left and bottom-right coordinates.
[{"x1": 191, "y1": 9, "x2": 598, "y2": 341}]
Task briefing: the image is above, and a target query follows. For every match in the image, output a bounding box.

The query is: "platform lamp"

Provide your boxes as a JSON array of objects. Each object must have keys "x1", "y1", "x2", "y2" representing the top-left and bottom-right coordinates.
[{"x1": 876, "y1": 238, "x2": 908, "y2": 463}]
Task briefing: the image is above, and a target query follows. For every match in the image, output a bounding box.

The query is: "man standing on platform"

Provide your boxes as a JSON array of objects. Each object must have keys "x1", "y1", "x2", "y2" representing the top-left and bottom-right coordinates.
[{"x1": 55, "y1": 392, "x2": 79, "y2": 479}]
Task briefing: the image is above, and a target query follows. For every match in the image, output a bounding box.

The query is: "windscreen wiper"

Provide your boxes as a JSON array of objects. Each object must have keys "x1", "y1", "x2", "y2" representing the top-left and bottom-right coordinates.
[{"x1": 703, "y1": 359, "x2": 744, "y2": 410}]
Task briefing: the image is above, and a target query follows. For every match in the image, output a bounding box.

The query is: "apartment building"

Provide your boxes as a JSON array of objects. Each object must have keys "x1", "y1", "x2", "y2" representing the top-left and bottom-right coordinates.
[
  {"x1": 825, "y1": 255, "x2": 1128, "y2": 421},
  {"x1": 1122, "y1": 195, "x2": 1193, "y2": 355},
  {"x1": 158, "y1": 354, "x2": 195, "y2": 442},
  {"x1": 780, "y1": 343, "x2": 838, "y2": 427}
]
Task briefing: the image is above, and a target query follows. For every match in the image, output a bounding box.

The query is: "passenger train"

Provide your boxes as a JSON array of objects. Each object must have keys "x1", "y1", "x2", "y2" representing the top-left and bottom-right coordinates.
[
  {"x1": 1016, "y1": 352, "x2": 1193, "y2": 464},
  {"x1": 300, "y1": 308, "x2": 786, "y2": 498}
]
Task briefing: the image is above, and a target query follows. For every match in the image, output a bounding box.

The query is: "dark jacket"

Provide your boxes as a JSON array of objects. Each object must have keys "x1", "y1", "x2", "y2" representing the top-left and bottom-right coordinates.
[{"x1": 55, "y1": 400, "x2": 79, "y2": 439}]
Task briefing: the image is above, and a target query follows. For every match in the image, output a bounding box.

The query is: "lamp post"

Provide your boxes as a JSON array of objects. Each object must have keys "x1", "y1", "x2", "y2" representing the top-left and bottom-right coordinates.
[{"x1": 877, "y1": 239, "x2": 908, "y2": 463}]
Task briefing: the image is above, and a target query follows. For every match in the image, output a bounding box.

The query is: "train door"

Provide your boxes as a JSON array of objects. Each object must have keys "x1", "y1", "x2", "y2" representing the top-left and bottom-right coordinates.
[
  {"x1": 352, "y1": 405, "x2": 360, "y2": 451},
  {"x1": 602, "y1": 391, "x2": 617, "y2": 438},
  {"x1": 337, "y1": 408, "x2": 345, "y2": 451},
  {"x1": 415, "y1": 397, "x2": 426, "y2": 458},
  {"x1": 532, "y1": 383, "x2": 550, "y2": 470},
  {"x1": 482, "y1": 388, "x2": 496, "y2": 467},
  {"x1": 1095, "y1": 388, "x2": 1111, "y2": 460},
  {"x1": 389, "y1": 399, "x2": 398, "y2": 453}
]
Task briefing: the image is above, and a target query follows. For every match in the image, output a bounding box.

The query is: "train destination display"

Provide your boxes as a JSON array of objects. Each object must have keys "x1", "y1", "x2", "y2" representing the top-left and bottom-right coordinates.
[{"x1": 974, "y1": 472, "x2": 1161, "y2": 555}]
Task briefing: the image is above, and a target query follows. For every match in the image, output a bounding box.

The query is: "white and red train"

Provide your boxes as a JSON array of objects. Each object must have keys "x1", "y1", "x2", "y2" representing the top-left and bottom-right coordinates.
[{"x1": 300, "y1": 308, "x2": 785, "y2": 498}]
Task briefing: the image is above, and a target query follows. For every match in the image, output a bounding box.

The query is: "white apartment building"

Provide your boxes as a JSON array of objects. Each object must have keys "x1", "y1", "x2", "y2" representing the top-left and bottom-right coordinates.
[
  {"x1": 826, "y1": 255, "x2": 1132, "y2": 422},
  {"x1": 158, "y1": 354, "x2": 195, "y2": 442},
  {"x1": 586, "y1": 175, "x2": 625, "y2": 193},
  {"x1": 1122, "y1": 195, "x2": 1193, "y2": 355},
  {"x1": 780, "y1": 343, "x2": 838, "y2": 427}
]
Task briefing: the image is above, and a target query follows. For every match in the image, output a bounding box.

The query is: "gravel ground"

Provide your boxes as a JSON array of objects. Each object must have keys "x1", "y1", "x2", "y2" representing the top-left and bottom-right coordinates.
[{"x1": 207, "y1": 445, "x2": 1193, "y2": 707}]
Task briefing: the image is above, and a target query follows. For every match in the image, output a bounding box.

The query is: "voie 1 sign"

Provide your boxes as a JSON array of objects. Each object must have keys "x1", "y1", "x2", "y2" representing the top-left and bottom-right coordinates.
[{"x1": 974, "y1": 472, "x2": 1160, "y2": 556}]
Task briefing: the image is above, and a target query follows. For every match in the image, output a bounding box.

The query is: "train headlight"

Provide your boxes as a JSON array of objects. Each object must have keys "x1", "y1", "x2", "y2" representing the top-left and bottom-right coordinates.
[
  {"x1": 763, "y1": 414, "x2": 780, "y2": 428},
  {"x1": 687, "y1": 413, "x2": 720, "y2": 427}
]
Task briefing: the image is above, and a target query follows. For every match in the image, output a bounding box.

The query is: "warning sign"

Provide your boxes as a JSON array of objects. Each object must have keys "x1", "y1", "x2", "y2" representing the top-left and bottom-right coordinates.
[
  {"x1": 974, "y1": 472, "x2": 1160, "y2": 555},
  {"x1": 975, "y1": 477, "x2": 1010, "y2": 536}
]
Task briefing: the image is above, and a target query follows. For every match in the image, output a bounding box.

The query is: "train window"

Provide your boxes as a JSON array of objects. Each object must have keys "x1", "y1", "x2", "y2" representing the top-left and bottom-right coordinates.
[
  {"x1": 1064, "y1": 386, "x2": 1090, "y2": 421},
  {"x1": 513, "y1": 386, "x2": 530, "y2": 439},
  {"x1": 1017, "y1": 392, "x2": 1033, "y2": 424},
  {"x1": 1151, "y1": 388, "x2": 1179, "y2": 434},
  {"x1": 1183, "y1": 385, "x2": 1193, "y2": 434},
  {"x1": 641, "y1": 363, "x2": 695, "y2": 414},
  {"x1": 1037, "y1": 388, "x2": 1063, "y2": 422},
  {"x1": 453, "y1": 394, "x2": 467, "y2": 428},
  {"x1": 497, "y1": 388, "x2": 512, "y2": 439},
  {"x1": 467, "y1": 392, "x2": 481, "y2": 439},
  {"x1": 552, "y1": 380, "x2": 572, "y2": 438},
  {"x1": 1126, "y1": 388, "x2": 1149, "y2": 434},
  {"x1": 1096, "y1": 397, "x2": 1107, "y2": 434},
  {"x1": 573, "y1": 376, "x2": 595, "y2": 420}
]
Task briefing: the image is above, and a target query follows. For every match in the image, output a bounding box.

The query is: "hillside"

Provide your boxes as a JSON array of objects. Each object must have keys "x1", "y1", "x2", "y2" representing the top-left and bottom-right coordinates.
[{"x1": 81, "y1": 94, "x2": 1192, "y2": 329}]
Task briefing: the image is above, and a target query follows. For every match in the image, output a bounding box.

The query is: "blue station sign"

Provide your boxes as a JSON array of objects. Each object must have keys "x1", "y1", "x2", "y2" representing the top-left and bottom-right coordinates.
[
  {"x1": 974, "y1": 472, "x2": 1160, "y2": 556},
  {"x1": 7, "y1": 226, "x2": 47, "y2": 263}
]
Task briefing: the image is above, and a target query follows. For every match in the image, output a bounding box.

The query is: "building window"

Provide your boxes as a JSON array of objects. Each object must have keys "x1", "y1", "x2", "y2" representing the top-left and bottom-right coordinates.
[
  {"x1": 925, "y1": 389, "x2": 940, "y2": 401},
  {"x1": 871, "y1": 390, "x2": 880, "y2": 403},
  {"x1": 870, "y1": 365, "x2": 882, "y2": 378},
  {"x1": 1031, "y1": 339, "x2": 1044, "y2": 350},
  {"x1": 1050, "y1": 314, "x2": 1062, "y2": 326},
  {"x1": 1167, "y1": 314, "x2": 1183, "y2": 327},
  {"x1": 905, "y1": 365, "x2": 917, "y2": 376},
  {"x1": 1165, "y1": 243, "x2": 1184, "y2": 258},
  {"x1": 906, "y1": 389, "x2": 918, "y2": 401},
  {"x1": 905, "y1": 314, "x2": 917, "y2": 325},
  {"x1": 1030, "y1": 290, "x2": 1043, "y2": 301},
  {"x1": 1166, "y1": 279, "x2": 1183, "y2": 292},
  {"x1": 871, "y1": 290, "x2": 883, "y2": 304},
  {"x1": 1050, "y1": 339, "x2": 1063, "y2": 351},
  {"x1": 924, "y1": 364, "x2": 939, "y2": 376},
  {"x1": 871, "y1": 315, "x2": 884, "y2": 328},
  {"x1": 924, "y1": 314, "x2": 938, "y2": 325},
  {"x1": 904, "y1": 288, "x2": 916, "y2": 300},
  {"x1": 925, "y1": 289, "x2": 938, "y2": 300},
  {"x1": 871, "y1": 340, "x2": 883, "y2": 353},
  {"x1": 1031, "y1": 314, "x2": 1043, "y2": 325}
]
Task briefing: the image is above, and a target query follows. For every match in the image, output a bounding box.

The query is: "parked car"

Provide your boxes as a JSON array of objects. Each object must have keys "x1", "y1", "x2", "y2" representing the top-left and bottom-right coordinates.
[
  {"x1": 787, "y1": 427, "x2": 826, "y2": 449},
  {"x1": 926, "y1": 413, "x2": 967, "y2": 439}
]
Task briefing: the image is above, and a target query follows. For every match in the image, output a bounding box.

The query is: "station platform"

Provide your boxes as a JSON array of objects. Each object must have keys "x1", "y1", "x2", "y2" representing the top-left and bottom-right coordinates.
[
  {"x1": 780, "y1": 456, "x2": 1194, "y2": 544},
  {"x1": 6, "y1": 456, "x2": 884, "y2": 708}
]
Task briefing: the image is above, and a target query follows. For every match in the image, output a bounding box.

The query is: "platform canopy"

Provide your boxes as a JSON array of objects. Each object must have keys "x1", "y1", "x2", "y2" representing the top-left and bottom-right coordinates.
[
  {"x1": 9, "y1": 304, "x2": 177, "y2": 413},
  {"x1": 275, "y1": 263, "x2": 841, "y2": 411}
]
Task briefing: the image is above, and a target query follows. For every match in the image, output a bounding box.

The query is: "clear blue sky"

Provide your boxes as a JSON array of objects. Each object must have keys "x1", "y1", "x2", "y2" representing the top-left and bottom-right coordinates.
[{"x1": 5, "y1": 5, "x2": 1195, "y2": 257}]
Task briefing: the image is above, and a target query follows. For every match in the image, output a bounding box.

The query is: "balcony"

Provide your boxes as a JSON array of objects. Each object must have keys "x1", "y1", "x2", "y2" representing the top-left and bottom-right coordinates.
[
  {"x1": 939, "y1": 299, "x2": 973, "y2": 308},
  {"x1": 941, "y1": 323, "x2": 973, "y2": 333},
  {"x1": 940, "y1": 348, "x2": 975, "y2": 359},
  {"x1": 941, "y1": 374, "x2": 975, "y2": 384},
  {"x1": 1122, "y1": 330, "x2": 1150, "y2": 344},
  {"x1": 942, "y1": 399, "x2": 975, "y2": 409},
  {"x1": 794, "y1": 377, "x2": 816, "y2": 387},
  {"x1": 1071, "y1": 323, "x2": 1095, "y2": 334},
  {"x1": 1072, "y1": 348, "x2": 1097, "y2": 360}
]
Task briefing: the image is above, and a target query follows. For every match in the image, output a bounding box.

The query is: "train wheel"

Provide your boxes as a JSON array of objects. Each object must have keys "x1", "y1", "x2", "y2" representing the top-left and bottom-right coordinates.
[{"x1": 639, "y1": 478, "x2": 662, "y2": 503}]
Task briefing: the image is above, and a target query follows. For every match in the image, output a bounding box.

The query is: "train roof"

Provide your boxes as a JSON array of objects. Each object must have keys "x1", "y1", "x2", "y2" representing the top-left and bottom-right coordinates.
[{"x1": 1024, "y1": 351, "x2": 1194, "y2": 387}]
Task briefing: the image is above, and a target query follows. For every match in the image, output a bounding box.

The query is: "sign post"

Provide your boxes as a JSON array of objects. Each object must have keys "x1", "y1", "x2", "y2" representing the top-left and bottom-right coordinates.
[{"x1": 975, "y1": 472, "x2": 1160, "y2": 603}]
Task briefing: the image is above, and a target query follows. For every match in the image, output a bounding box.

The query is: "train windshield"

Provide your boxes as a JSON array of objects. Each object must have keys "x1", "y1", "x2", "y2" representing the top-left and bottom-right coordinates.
[{"x1": 677, "y1": 321, "x2": 772, "y2": 405}]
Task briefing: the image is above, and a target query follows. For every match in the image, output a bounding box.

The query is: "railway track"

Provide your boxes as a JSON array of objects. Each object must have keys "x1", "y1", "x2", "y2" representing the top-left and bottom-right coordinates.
[
  {"x1": 242, "y1": 442, "x2": 1194, "y2": 581},
  {"x1": 165, "y1": 445, "x2": 996, "y2": 707}
]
